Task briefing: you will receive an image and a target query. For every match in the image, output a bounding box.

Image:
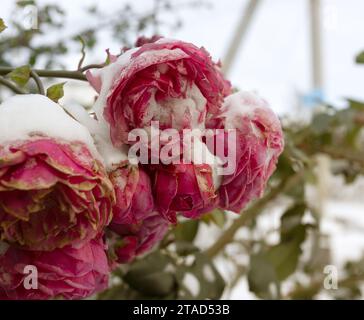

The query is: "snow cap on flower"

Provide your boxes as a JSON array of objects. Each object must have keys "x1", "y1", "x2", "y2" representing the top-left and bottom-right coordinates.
[
  {"x1": 0, "y1": 94, "x2": 114, "y2": 251},
  {"x1": 109, "y1": 161, "x2": 154, "y2": 225}
]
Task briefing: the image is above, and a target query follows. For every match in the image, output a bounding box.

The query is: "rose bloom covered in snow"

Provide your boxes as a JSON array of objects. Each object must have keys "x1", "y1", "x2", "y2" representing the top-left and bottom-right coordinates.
[
  {"x1": 0, "y1": 95, "x2": 115, "y2": 251},
  {"x1": 87, "y1": 37, "x2": 231, "y2": 146},
  {"x1": 149, "y1": 135, "x2": 223, "y2": 221},
  {"x1": 106, "y1": 160, "x2": 169, "y2": 263},
  {"x1": 0, "y1": 237, "x2": 109, "y2": 300},
  {"x1": 207, "y1": 91, "x2": 284, "y2": 213}
]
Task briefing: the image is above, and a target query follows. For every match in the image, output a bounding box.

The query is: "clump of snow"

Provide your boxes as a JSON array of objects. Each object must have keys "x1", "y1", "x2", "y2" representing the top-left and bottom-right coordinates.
[
  {"x1": 183, "y1": 131, "x2": 223, "y2": 189},
  {"x1": 221, "y1": 91, "x2": 271, "y2": 129},
  {"x1": 91, "y1": 47, "x2": 138, "y2": 123},
  {"x1": 91, "y1": 46, "x2": 188, "y2": 125},
  {"x1": 0, "y1": 94, "x2": 101, "y2": 160},
  {"x1": 143, "y1": 83, "x2": 207, "y2": 130},
  {"x1": 63, "y1": 100, "x2": 128, "y2": 171}
]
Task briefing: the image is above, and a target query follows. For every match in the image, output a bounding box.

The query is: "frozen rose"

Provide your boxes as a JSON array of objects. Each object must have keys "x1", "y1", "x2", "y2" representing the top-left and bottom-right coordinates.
[
  {"x1": 0, "y1": 237, "x2": 109, "y2": 300},
  {"x1": 0, "y1": 95, "x2": 114, "y2": 251},
  {"x1": 109, "y1": 161, "x2": 154, "y2": 225},
  {"x1": 108, "y1": 211, "x2": 169, "y2": 264},
  {"x1": 88, "y1": 38, "x2": 231, "y2": 146},
  {"x1": 107, "y1": 161, "x2": 168, "y2": 263},
  {"x1": 209, "y1": 91, "x2": 284, "y2": 213}
]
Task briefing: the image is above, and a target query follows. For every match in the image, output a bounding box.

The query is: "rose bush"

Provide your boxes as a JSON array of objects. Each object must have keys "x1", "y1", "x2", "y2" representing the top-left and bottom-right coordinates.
[{"x1": 0, "y1": 36, "x2": 284, "y2": 301}]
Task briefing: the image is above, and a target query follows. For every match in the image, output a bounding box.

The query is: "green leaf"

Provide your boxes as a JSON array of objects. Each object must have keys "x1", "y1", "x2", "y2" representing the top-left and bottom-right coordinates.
[
  {"x1": 0, "y1": 18, "x2": 6, "y2": 33},
  {"x1": 280, "y1": 203, "x2": 306, "y2": 241},
  {"x1": 175, "y1": 241, "x2": 199, "y2": 256},
  {"x1": 248, "y1": 252, "x2": 278, "y2": 298},
  {"x1": 202, "y1": 209, "x2": 226, "y2": 228},
  {"x1": 6, "y1": 65, "x2": 30, "y2": 87},
  {"x1": 46, "y1": 82, "x2": 66, "y2": 102},
  {"x1": 355, "y1": 51, "x2": 364, "y2": 64},
  {"x1": 266, "y1": 234, "x2": 304, "y2": 281},
  {"x1": 124, "y1": 252, "x2": 176, "y2": 297},
  {"x1": 174, "y1": 220, "x2": 199, "y2": 242},
  {"x1": 16, "y1": 0, "x2": 36, "y2": 7},
  {"x1": 348, "y1": 98, "x2": 364, "y2": 111}
]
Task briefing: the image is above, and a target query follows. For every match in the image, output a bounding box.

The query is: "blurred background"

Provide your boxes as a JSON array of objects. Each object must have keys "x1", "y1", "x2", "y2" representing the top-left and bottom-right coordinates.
[{"x1": 1, "y1": 0, "x2": 364, "y2": 299}]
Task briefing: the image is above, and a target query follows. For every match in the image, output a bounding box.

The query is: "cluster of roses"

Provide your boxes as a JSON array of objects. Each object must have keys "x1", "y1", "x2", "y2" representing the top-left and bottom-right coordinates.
[{"x1": 0, "y1": 37, "x2": 283, "y2": 300}]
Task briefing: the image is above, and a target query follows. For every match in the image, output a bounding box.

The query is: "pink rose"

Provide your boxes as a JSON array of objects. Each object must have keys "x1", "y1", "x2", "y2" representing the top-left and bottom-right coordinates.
[
  {"x1": 109, "y1": 161, "x2": 154, "y2": 225},
  {"x1": 107, "y1": 161, "x2": 169, "y2": 263},
  {"x1": 209, "y1": 91, "x2": 284, "y2": 213},
  {"x1": 151, "y1": 162, "x2": 218, "y2": 221},
  {"x1": 88, "y1": 38, "x2": 231, "y2": 146},
  {"x1": 109, "y1": 212, "x2": 169, "y2": 264},
  {"x1": 0, "y1": 237, "x2": 109, "y2": 300},
  {"x1": 0, "y1": 95, "x2": 114, "y2": 251}
]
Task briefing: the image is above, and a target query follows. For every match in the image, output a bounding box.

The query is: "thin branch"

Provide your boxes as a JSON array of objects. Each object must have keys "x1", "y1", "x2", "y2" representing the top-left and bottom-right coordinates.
[
  {"x1": 79, "y1": 63, "x2": 106, "y2": 72},
  {"x1": 320, "y1": 146, "x2": 364, "y2": 166},
  {"x1": 77, "y1": 36, "x2": 86, "y2": 70},
  {"x1": 30, "y1": 70, "x2": 45, "y2": 95},
  {"x1": 0, "y1": 67, "x2": 86, "y2": 81},
  {"x1": 205, "y1": 172, "x2": 304, "y2": 259},
  {"x1": 0, "y1": 76, "x2": 26, "y2": 94}
]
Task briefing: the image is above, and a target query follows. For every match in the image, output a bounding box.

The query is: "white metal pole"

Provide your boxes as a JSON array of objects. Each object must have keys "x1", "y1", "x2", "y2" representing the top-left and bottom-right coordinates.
[{"x1": 222, "y1": 0, "x2": 261, "y2": 75}]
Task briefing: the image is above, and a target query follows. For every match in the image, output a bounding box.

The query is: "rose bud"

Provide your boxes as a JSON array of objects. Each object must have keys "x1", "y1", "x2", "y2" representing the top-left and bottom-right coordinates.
[
  {"x1": 87, "y1": 38, "x2": 231, "y2": 146},
  {"x1": 210, "y1": 91, "x2": 284, "y2": 213},
  {"x1": 108, "y1": 211, "x2": 169, "y2": 264},
  {"x1": 109, "y1": 161, "x2": 154, "y2": 225},
  {"x1": 106, "y1": 160, "x2": 169, "y2": 263},
  {"x1": 0, "y1": 95, "x2": 114, "y2": 251},
  {"x1": 0, "y1": 237, "x2": 109, "y2": 300}
]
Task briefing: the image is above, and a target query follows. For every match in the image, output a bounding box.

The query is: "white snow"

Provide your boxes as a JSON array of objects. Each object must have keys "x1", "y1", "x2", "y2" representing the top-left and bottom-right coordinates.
[
  {"x1": 92, "y1": 47, "x2": 138, "y2": 124},
  {"x1": 182, "y1": 132, "x2": 223, "y2": 190},
  {"x1": 147, "y1": 83, "x2": 207, "y2": 130},
  {"x1": 62, "y1": 101, "x2": 128, "y2": 171},
  {"x1": 91, "y1": 44, "x2": 189, "y2": 128},
  {"x1": 0, "y1": 94, "x2": 101, "y2": 160},
  {"x1": 221, "y1": 90, "x2": 271, "y2": 130}
]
